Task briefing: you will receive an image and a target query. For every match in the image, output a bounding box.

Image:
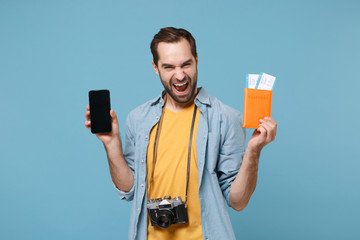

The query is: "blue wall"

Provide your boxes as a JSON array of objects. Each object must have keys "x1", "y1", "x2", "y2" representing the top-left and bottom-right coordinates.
[{"x1": 1, "y1": 0, "x2": 359, "y2": 239}]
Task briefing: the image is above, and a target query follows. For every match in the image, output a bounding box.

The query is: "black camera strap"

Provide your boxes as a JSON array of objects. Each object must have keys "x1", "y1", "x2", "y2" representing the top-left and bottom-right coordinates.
[{"x1": 148, "y1": 96, "x2": 197, "y2": 204}]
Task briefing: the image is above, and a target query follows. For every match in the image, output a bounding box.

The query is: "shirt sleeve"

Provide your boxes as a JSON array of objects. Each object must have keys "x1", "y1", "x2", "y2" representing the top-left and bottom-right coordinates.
[
  {"x1": 217, "y1": 111, "x2": 246, "y2": 205},
  {"x1": 114, "y1": 183, "x2": 135, "y2": 201},
  {"x1": 114, "y1": 113, "x2": 136, "y2": 201}
]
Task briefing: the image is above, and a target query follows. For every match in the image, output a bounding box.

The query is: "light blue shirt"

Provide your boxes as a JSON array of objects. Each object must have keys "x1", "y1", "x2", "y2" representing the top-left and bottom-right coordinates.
[{"x1": 115, "y1": 87, "x2": 246, "y2": 240}]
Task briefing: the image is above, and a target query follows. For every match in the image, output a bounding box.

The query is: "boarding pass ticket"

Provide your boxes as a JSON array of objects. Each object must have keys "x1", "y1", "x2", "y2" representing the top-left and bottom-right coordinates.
[{"x1": 246, "y1": 72, "x2": 276, "y2": 90}]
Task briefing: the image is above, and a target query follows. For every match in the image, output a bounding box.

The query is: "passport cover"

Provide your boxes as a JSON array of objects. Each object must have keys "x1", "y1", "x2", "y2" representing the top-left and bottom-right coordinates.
[{"x1": 243, "y1": 88, "x2": 272, "y2": 129}]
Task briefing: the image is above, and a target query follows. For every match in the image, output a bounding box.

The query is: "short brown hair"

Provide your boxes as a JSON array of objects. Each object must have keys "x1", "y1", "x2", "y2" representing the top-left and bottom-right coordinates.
[{"x1": 150, "y1": 27, "x2": 197, "y2": 66}]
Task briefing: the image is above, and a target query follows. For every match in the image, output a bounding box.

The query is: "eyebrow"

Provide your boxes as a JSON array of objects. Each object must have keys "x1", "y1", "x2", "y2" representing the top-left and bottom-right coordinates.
[
  {"x1": 161, "y1": 59, "x2": 193, "y2": 68},
  {"x1": 181, "y1": 59, "x2": 193, "y2": 66}
]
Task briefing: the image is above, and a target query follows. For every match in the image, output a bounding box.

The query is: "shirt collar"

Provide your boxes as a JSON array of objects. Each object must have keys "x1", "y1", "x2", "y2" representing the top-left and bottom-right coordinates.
[
  {"x1": 195, "y1": 87, "x2": 211, "y2": 106},
  {"x1": 150, "y1": 87, "x2": 211, "y2": 107}
]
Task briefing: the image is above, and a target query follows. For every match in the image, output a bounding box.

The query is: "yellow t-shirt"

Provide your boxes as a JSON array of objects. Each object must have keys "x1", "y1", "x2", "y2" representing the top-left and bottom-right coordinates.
[{"x1": 146, "y1": 103, "x2": 203, "y2": 240}]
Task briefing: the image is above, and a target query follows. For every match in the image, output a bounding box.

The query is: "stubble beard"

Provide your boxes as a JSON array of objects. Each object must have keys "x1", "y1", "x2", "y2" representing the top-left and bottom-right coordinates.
[{"x1": 159, "y1": 71, "x2": 198, "y2": 104}]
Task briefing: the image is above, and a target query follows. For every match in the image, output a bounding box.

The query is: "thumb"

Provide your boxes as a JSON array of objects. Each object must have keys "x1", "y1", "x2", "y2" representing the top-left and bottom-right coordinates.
[
  {"x1": 110, "y1": 109, "x2": 120, "y2": 135},
  {"x1": 110, "y1": 109, "x2": 118, "y2": 122}
]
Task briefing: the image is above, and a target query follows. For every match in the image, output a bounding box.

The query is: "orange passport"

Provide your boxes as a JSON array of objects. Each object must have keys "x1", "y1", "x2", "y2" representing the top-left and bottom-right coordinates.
[{"x1": 243, "y1": 88, "x2": 272, "y2": 128}]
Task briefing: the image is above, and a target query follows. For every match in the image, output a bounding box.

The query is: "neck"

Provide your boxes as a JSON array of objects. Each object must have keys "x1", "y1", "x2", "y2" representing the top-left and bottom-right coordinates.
[{"x1": 164, "y1": 90, "x2": 198, "y2": 112}]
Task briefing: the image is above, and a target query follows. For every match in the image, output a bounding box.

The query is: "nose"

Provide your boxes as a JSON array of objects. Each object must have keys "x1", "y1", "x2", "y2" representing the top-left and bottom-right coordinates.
[{"x1": 174, "y1": 67, "x2": 185, "y2": 81}]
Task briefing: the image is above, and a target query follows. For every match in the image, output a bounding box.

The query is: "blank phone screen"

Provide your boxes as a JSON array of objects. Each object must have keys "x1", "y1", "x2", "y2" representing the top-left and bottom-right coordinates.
[{"x1": 89, "y1": 90, "x2": 112, "y2": 134}]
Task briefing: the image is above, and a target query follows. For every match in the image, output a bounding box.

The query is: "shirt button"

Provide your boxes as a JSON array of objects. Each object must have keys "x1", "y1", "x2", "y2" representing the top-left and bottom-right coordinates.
[
  {"x1": 156, "y1": 116, "x2": 159, "y2": 120},
  {"x1": 141, "y1": 159, "x2": 144, "y2": 163},
  {"x1": 141, "y1": 184, "x2": 144, "y2": 188},
  {"x1": 145, "y1": 135, "x2": 149, "y2": 139},
  {"x1": 137, "y1": 207, "x2": 140, "y2": 211}
]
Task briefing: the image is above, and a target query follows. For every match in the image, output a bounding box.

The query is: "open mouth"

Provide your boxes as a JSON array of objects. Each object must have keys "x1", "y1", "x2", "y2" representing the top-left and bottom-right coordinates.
[{"x1": 173, "y1": 81, "x2": 190, "y2": 95}]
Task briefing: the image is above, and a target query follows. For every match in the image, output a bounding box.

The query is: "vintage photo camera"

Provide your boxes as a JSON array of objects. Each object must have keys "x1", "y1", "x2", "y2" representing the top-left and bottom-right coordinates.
[{"x1": 147, "y1": 196, "x2": 188, "y2": 228}]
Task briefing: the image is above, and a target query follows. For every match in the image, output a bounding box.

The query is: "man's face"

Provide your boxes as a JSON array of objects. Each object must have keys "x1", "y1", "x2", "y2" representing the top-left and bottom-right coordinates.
[{"x1": 153, "y1": 38, "x2": 198, "y2": 104}]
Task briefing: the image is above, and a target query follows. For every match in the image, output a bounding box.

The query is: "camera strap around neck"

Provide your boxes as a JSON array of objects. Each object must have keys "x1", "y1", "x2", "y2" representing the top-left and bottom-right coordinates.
[{"x1": 148, "y1": 95, "x2": 197, "y2": 204}]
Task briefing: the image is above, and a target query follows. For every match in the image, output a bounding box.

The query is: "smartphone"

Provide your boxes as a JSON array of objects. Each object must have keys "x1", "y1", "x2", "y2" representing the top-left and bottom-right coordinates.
[{"x1": 88, "y1": 89, "x2": 112, "y2": 134}]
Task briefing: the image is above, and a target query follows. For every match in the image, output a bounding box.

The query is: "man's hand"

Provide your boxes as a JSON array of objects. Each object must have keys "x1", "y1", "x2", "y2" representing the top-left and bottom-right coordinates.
[
  {"x1": 85, "y1": 105, "x2": 121, "y2": 146},
  {"x1": 247, "y1": 117, "x2": 277, "y2": 152},
  {"x1": 229, "y1": 117, "x2": 277, "y2": 211},
  {"x1": 84, "y1": 105, "x2": 134, "y2": 192}
]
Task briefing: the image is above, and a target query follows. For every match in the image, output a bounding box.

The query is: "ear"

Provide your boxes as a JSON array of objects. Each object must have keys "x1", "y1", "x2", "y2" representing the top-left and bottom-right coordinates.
[
  {"x1": 152, "y1": 60, "x2": 159, "y2": 75},
  {"x1": 196, "y1": 54, "x2": 198, "y2": 67}
]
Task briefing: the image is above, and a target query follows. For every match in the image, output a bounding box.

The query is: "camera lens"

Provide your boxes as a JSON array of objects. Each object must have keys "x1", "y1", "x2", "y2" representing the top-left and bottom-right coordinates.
[{"x1": 157, "y1": 210, "x2": 174, "y2": 228}]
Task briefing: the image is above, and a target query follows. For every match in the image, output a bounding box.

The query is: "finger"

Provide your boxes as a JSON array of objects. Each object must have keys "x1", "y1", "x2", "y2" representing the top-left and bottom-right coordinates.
[
  {"x1": 85, "y1": 111, "x2": 90, "y2": 121},
  {"x1": 110, "y1": 110, "x2": 118, "y2": 122},
  {"x1": 264, "y1": 117, "x2": 277, "y2": 126},
  {"x1": 86, "y1": 105, "x2": 90, "y2": 111},
  {"x1": 260, "y1": 122, "x2": 274, "y2": 142},
  {"x1": 269, "y1": 118, "x2": 277, "y2": 136},
  {"x1": 262, "y1": 118, "x2": 277, "y2": 135},
  {"x1": 263, "y1": 117, "x2": 277, "y2": 139},
  {"x1": 262, "y1": 118, "x2": 276, "y2": 130},
  {"x1": 256, "y1": 125, "x2": 267, "y2": 137},
  {"x1": 85, "y1": 120, "x2": 91, "y2": 130},
  {"x1": 258, "y1": 118, "x2": 266, "y2": 128},
  {"x1": 257, "y1": 125, "x2": 268, "y2": 145},
  {"x1": 251, "y1": 128, "x2": 260, "y2": 137},
  {"x1": 109, "y1": 110, "x2": 120, "y2": 134}
]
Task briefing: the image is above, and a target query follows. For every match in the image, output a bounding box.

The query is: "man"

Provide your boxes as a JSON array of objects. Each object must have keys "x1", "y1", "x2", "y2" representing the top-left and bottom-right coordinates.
[{"x1": 85, "y1": 27, "x2": 277, "y2": 240}]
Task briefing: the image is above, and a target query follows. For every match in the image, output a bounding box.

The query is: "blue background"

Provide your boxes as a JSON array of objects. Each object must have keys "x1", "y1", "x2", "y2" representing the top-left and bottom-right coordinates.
[{"x1": 1, "y1": 0, "x2": 359, "y2": 239}]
